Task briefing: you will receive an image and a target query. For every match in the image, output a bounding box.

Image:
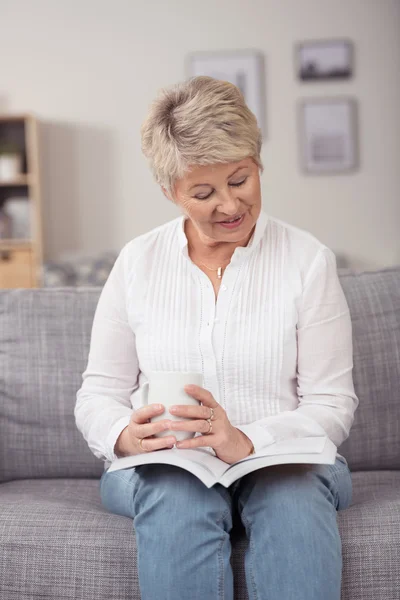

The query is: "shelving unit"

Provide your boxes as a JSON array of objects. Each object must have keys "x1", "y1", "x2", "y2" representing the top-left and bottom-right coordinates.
[{"x1": 0, "y1": 115, "x2": 43, "y2": 288}]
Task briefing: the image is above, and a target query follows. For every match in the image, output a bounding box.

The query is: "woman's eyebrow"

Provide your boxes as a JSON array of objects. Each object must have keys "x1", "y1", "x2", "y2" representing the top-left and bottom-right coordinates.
[{"x1": 189, "y1": 166, "x2": 246, "y2": 191}]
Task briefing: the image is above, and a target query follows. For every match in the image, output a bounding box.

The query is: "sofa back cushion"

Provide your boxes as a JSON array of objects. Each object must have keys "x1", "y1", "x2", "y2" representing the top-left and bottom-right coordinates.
[
  {"x1": 0, "y1": 266, "x2": 399, "y2": 481},
  {"x1": 0, "y1": 288, "x2": 103, "y2": 482},
  {"x1": 338, "y1": 266, "x2": 400, "y2": 470}
]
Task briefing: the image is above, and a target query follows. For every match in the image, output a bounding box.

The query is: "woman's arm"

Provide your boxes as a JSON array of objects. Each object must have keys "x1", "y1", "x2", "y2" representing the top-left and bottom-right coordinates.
[
  {"x1": 74, "y1": 242, "x2": 138, "y2": 463},
  {"x1": 236, "y1": 247, "x2": 359, "y2": 453}
]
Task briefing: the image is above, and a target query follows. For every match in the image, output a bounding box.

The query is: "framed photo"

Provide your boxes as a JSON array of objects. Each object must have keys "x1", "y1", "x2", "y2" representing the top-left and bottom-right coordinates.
[
  {"x1": 298, "y1": 98, "x2": 358, "y2": 174},
  {"x1": 295, "y1": 39, "x2": 353, "y2": 82},
  {"x1": 186, "y1": 50, "x2": 266, "y2": 137}
]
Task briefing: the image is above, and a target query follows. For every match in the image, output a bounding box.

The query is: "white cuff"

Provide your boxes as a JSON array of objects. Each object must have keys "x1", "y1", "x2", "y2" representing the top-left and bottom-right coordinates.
[
  {"x1": 235, "y1": 423, "x2": 275, "y2": 453},
  {"x1": 105, "y1": 415, "x2": 132, "y2": 463}
]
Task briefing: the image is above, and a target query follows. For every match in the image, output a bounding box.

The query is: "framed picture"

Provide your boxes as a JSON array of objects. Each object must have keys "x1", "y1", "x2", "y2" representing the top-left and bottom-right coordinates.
[
  {"x1": 295, "y1": 39, "x2": 353, "y2": 82},
  {"x1": 298, "y1": 98, "x2": 358, "y2": 174},
  {"x1": 186, "y1": 50, "x2": 266, "y2": 137}
]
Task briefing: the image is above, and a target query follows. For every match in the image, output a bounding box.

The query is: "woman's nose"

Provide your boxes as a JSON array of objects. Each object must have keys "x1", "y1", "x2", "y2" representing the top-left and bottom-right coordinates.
[{"x1": 217, "y1": 188, "x2": 241, "y2": 214}]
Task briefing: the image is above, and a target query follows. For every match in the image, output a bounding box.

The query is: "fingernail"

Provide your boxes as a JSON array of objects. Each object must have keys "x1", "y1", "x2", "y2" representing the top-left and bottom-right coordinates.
[
  {"x1": 169, "y1": 406, "x2": 177, "y2": 412},
  {"x1": 156, "y1": 404, "x2": 163, "y2": 410}
]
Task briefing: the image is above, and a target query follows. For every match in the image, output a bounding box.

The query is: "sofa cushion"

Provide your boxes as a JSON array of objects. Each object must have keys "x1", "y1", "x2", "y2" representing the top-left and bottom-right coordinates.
[
  {"x1": 340, "y1": 471, "x2": 400, "y2": 597},
  {"x1": 339, "y1": 267, "x2": 400, "y2": 470},
  {"x1": 0, "y1": 288, "x2": 103, "y2": 483},
  {"x1": 0, "y1": 473, "x2": 399, "y2": 600}
]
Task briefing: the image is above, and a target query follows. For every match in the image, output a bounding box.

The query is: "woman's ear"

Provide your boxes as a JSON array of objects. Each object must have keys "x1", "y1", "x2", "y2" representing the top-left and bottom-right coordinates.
[{"x1": 161, "y1": 186, "x2": 174, "y2": 203}]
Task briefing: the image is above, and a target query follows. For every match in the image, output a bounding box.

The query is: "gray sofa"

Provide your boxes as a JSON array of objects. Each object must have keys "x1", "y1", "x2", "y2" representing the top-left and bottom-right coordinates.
[{"x1": 0, "y1": 267, "x2": 399, "y2": 599}]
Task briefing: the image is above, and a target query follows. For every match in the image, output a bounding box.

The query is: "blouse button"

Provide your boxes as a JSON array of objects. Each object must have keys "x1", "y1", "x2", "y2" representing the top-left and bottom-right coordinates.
[{"x1": 221, "y1": 285, "x2": 227, "y2": 291}]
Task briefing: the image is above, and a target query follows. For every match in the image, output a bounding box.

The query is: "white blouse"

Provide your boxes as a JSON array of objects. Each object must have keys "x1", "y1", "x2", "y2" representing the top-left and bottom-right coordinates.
[{"x1": 75, "y1": 210, "x2": 359, "y2": 470}]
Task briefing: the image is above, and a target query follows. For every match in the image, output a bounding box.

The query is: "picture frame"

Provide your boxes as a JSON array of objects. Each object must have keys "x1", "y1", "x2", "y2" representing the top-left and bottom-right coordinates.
[
  {"x1": 295, "y1": 39, "x2": 354, "y2": 82},
  {"x1": 298, "y1": 98, "x2": 358, "y2": 174},
  {"x1": 186, "y1": 50, "x2": 266, "y2": 138}
]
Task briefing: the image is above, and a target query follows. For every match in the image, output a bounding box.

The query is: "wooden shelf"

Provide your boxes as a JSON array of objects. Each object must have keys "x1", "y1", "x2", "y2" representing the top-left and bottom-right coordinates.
[
  {"x1": 0, "y1": 174, "x2": 32, "y2": 187},
  {"x1": 0, "y1": 239, "x2": 32, "y2": 249},
  {"x1": 0, "y1": 115, "x2": 42, "y2": 287},
  {"x1": 0, "y1": 114, "x2": 34, "y2": 122}
]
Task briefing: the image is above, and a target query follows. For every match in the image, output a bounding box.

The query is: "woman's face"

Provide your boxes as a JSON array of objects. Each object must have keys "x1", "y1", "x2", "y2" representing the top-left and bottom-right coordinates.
[{"x1": 165, "y1": 157, "x2": 262, "y2": 246}]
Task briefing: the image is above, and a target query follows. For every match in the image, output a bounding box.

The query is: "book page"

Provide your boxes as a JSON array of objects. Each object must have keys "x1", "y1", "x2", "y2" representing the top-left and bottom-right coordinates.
[
  {"x1": 107, "y1": 447, "x2": 221, "y2": 487},
  {"x1": 226, "y1": 436, "x2": 328, "y2": 470},
  {"x1": 219, "y1": 438, "x2": 337, "y2": 488}
]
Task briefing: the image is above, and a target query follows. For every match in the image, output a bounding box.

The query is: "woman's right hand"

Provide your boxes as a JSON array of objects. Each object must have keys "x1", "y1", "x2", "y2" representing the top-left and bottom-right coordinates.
[{"x1": 114, "y1": 404, "x2": 177, "y2": 457}]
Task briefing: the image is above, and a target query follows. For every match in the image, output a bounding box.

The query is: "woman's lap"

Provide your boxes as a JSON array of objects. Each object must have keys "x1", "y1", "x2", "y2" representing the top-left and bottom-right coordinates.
[{"x1": 99, "y1": 455, "x2": 352, "y2": 520}]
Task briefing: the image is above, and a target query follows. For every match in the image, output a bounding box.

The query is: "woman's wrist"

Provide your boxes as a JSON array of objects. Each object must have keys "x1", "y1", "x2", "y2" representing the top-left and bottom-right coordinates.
[
  {"x1": 114, "y1": 426, "x2": 132, "y2": 458},
  {"x1": 236, "y1": 428, "x2": 255, "y2": 457}
]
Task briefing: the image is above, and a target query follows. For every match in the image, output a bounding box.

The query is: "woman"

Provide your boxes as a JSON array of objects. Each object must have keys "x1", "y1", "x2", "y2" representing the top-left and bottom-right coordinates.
[{"x1": 75, "y1": 76, "x2": 358, "y2": 600}]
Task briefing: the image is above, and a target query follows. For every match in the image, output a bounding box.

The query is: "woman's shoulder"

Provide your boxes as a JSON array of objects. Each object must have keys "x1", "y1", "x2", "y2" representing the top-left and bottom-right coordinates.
[
  {"x1": 267, "y1": 214, "x2": 327, "y2": 251},
  {"x1": 265, "y1": 213, "x2": 335, "y2": 277}
]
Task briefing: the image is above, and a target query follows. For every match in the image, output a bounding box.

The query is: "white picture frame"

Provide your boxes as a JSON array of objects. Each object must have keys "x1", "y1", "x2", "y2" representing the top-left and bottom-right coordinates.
[
  {"x1": 295, "y1": 39, "x2": 353, "y2": 82},
  {"x1": 298, "y1": 98, "x2": 358, "y2": 174},
  {"x1": 186, "y1": 50, "x2": 266, "y2": 138}
]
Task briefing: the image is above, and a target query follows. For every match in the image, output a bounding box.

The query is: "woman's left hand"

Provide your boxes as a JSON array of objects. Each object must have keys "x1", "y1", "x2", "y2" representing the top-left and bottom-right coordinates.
[{"x1": 167, "y1": 385, "x2": 254, "y2": 464}]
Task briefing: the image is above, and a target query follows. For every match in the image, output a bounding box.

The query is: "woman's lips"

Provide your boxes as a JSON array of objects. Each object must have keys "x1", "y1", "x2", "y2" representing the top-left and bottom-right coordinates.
[{"x1": 217, "y1": 213, "x2": 245, "y2": 229}]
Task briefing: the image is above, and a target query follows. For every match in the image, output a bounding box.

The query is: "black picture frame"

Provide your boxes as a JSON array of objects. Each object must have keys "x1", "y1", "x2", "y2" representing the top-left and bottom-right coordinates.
[{"x1": 295, "y1": 39, "x2": 354, "y2": 82}]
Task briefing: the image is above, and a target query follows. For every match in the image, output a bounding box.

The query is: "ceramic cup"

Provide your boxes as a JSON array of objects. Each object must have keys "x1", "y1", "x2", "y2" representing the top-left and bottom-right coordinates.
[{"x1": 142, "y1": 371, "x2": 203, "y2": 442}]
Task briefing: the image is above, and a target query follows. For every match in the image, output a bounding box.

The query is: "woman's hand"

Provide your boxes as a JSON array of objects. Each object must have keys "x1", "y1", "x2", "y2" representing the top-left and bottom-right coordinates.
[
  {"x1": 114, "y1": 404, "x2": 177, "y2": 457},
  {"x1": 168, "y1": 385, "x2": 254, "y2": 464}
]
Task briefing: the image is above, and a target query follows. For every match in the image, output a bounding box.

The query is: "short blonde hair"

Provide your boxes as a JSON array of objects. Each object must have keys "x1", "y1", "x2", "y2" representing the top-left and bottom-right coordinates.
[{"x1": 141, "y1": 76, "x2": 263, "y2": 198}]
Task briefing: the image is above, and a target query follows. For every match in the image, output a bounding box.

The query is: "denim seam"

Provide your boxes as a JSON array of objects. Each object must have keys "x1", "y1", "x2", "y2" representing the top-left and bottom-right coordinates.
[
  {"x1": 328, "y1": 465, "x2": 352, "y2": 510},
  {"x1": 240, "y1": 510, "x2": 259, "y2": 600},
  {"x1": 217, "y1": 508, "x2": 231, "y2": 600}
]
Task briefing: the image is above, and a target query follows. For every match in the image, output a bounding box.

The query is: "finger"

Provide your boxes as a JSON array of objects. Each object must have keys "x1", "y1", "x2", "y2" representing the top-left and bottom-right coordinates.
[
  {"x1": 132, "y1": 404, "x2": 165, "y2": 424},
  {"x1": 140, "y1": 435, "x2": 177, "y2": 452},
  {"x1": 168, "y1": 404, "x2": 212, "y2": 419},
  {"x1": 169, "y1": 419, "x2": 211, "y2": 433},
  {"x1": 176, "y1": 434, "x2": 214, "y2": 450},
  {"x1": 183, "y1": 385, "x2": 218, "y2": 407},
  {"x1": 132, "y1": 418, "x2": 172, "y2": 439}
]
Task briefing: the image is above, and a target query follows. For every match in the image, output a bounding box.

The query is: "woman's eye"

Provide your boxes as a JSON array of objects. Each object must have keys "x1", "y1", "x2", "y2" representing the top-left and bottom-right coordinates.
[
  {"x1": 230, "y1": 178, "x2": 247, "y2": 187},
  {"x1": 194, "y1": 178, "x2": 247, "y2": 199},
  {"x1": 195, "y1": 192, "x2": 213, "y2": 200}
]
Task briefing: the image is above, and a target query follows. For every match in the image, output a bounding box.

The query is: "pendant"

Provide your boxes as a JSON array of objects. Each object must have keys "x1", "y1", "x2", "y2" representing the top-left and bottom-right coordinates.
[{"x1": 217, "y1": 267, "x2": 222, "y2": 279}]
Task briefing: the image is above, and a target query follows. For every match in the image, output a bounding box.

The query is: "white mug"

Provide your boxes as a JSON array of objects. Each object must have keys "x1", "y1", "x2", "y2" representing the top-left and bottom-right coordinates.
[{"x1": 142, "y1": 371, "x2": 203, "y2": 442}]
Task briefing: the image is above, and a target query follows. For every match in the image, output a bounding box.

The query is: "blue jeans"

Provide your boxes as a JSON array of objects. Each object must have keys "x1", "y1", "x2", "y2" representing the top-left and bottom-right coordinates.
[{"x1": 100, "y1": 456, "x2": 352, "y2": 600}]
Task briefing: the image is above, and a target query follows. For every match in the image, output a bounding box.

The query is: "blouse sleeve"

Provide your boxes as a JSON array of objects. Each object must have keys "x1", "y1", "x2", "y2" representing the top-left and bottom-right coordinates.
[
  {"x1": 74, "y1": 243, "x2": 138, "y2": 463},
  {"x1": 236, "y1": 247, "x2": 359, "y2": 453}
]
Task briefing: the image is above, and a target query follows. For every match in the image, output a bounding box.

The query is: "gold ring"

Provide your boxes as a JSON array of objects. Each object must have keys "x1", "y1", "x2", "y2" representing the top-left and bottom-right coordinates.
[
  {"x1": 209, "y1": 407, "x2": 215, "y2": 421},
  {"x1": 205, "y1": 420, "x2": 213, "y2": 434},
  {"x1": 139, "y1": 438, "x2": 146, "y2": 451}
]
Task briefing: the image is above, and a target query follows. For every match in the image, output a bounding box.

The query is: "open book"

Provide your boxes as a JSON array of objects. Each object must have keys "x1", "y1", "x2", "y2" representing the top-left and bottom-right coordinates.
[{"x1": 107, "y1": 436, "x2": 337, "y2": 488}]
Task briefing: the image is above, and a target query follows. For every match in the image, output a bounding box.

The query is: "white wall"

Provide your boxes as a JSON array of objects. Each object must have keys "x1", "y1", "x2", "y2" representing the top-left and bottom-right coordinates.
[{"x1": 1, "y1": 0, "x2": 399, "y2": 270}]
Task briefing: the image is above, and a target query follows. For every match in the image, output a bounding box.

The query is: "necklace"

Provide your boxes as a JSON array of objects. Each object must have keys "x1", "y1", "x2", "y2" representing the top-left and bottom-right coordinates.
[
  {"x1": 188, "y1": 245, "x2": 230, "y2": 279},
  {"x1": 197, "y1": 261, "x2": 224, "y2": 279}
]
